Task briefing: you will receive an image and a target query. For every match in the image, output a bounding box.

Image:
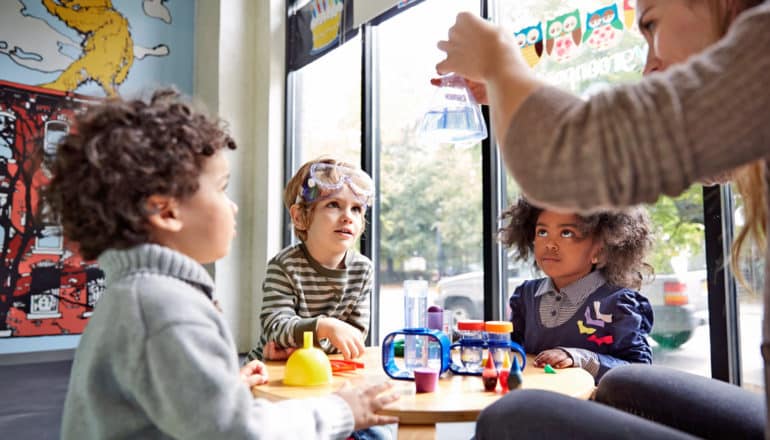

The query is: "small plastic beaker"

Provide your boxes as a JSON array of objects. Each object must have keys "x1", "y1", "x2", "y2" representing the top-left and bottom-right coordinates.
[
  {"x1": 484, "y1": 321, "x2": 526, "y2": 371},
  {"x1": 454, "y1": 319, "x2": 486, "y2": 373},
  {"x1": 485, "y1": 321, "x2": 513, "y2": 370},
  {"x1": 418, "y1": 75, "x2": 488, "y2": 147}
]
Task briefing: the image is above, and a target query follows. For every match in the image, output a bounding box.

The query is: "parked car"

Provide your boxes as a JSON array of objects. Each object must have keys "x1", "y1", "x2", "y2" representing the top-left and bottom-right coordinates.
[{"x1": 436, "y1": 267, "x2": 708, "y2": 349}]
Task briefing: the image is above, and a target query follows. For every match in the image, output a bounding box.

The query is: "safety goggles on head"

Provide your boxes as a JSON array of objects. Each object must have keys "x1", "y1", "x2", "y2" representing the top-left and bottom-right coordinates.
[{"x1": 297, "y1": 162, "x2": 374, "y2": 208}]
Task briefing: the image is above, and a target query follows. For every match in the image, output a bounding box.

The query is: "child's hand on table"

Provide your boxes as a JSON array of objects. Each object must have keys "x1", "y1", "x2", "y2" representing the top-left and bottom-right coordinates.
[
  {"x1": 316, "y1": 317, "x2": 365, "y2": 360},
  {"x1": 534, "y1": 348, "x2": 574, "y2": 369},
  {"x1": 335, "y1": 381, "x2": 399, "y2": 431},
  {"x1": 262, "y1": 341, "x2": 297, "y2": 361},
  {"x1": 240, "y1": 359, "x2": 269, "y2": 387}
]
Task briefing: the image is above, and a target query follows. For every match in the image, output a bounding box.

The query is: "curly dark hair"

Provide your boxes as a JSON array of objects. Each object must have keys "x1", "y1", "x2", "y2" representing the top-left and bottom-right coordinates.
[
  {"x1": 499, "y1": 197, "x2": 654, "y2": 290},
  {"x1": 44, "y1": 88, "x2": 237, "y2": 260}
]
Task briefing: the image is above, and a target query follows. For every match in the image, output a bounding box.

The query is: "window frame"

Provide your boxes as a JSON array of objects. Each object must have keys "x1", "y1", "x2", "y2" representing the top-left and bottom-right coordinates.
[{"x1": 282, "y1": 0, "x2": 741, "y2": 385}]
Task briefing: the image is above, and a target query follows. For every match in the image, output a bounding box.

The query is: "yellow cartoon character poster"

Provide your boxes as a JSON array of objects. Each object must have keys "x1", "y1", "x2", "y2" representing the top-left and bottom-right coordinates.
[
  {"x1": 1, "y1": 0, "x2": 189, "y2": 97},
  {"x1": 0, "y1": 1, "x2": 193, "y2": 342}
]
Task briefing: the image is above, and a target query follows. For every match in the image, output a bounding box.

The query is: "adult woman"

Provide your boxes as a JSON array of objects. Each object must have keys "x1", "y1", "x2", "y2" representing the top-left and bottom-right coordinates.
[{"x1": 436, "y1": 0, "x2": 769, "y2": 438}]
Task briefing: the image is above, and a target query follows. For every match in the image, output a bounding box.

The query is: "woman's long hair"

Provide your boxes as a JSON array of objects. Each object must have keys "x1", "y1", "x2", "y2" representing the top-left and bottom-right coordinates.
[{"x1": 703, "y1": 0, "x2": 768, "y2": 288}]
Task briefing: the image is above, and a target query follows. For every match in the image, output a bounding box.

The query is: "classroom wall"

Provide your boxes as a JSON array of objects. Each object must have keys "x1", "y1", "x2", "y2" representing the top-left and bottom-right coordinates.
[{"x1": 194, "y1": 0, "x2": 286, "y2": 352}]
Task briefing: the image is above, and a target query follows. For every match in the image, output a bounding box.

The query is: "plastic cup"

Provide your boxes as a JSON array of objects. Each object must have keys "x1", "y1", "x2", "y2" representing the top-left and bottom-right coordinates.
[{"x1": 414, "y1": 367, "x2": 439, "y2": 393}]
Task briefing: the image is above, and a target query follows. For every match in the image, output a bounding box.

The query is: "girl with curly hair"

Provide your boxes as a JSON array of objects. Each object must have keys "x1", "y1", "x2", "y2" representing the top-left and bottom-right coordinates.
[{"x1": 499, "y1": 197, "x2": 654, "y2": 382}]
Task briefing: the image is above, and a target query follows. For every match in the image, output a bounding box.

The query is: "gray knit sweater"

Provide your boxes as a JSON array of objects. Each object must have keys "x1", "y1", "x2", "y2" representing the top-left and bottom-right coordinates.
[
  {"x1": 61, "y1": 244, "x2": 353, "y2": 439},
  {"x1": 503, "y1": 3, "x2": 770, "y2": 438}
]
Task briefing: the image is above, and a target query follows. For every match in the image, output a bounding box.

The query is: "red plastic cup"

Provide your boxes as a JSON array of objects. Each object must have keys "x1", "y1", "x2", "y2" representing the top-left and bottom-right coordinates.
[{"x1": 414, "y1": 367, "x2": 439, "y2": 393}]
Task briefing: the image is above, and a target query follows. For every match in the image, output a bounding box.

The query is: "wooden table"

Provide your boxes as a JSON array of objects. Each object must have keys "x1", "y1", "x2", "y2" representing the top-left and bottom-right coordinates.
[{"x1": 252, "y1": 347, "x2": 595, "y2": 440}]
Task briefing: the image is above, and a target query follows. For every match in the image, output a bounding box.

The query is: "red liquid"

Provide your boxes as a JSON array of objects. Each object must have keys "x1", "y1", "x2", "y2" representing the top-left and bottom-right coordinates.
[{"x1": 498, "y1": 369, "x2": 510, "y2": 393}]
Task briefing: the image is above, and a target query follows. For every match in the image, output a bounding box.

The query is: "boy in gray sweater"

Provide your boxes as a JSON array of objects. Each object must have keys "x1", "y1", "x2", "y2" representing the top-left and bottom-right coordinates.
[{"x1": 45, "y1": 89, "x2": 398, "y2": 439}]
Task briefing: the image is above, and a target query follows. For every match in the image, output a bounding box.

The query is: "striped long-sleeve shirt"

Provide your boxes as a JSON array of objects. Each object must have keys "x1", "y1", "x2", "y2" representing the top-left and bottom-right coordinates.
[{"x1": 248, "y1": 243, "x2": 372, "y2": 361}]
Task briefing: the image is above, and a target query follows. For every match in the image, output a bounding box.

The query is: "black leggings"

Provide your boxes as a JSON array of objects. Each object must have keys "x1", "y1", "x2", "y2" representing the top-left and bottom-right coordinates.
[{"x1": 474, "y1": 364, "x2": 765, "y2": 439}]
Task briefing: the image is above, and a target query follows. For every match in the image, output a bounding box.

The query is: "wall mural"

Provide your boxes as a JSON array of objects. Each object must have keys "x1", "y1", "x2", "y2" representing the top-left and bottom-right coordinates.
[
  {"x1": 0, "y1": 0, "x2": 194, "y2": 339},
  {"x1": 504, "y1": 0, "x2": 646, "y2": 96}
]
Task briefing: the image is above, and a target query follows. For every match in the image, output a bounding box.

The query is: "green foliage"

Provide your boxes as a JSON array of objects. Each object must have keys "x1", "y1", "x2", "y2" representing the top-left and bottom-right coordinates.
[
  {"x1": 380, "y1": 137, "x2": 706, "y2": 278},
  {"x1": 380, "y1": 136, "x2": 483, "y2": 275},
  {"x1": 647, "y1": 186, "x2": 705, "y2": 273}
]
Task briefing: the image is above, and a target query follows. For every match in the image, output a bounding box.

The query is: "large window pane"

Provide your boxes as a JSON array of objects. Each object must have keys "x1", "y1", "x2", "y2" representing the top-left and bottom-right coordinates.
[
  {"x1": 291, "y1": 36, "x2": 362, "y2": 166},
  {"x1": 375, "y1": 0, "x2": 483, "y2": 338},
  {"x1": 497, "y1": 0, "x2": 710, "y2": 377}
]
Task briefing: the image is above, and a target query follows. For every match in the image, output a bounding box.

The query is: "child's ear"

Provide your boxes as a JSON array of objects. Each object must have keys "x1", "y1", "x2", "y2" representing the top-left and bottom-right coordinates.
[
  {"x1": 591, "y1": 245, "x2": 604, "y2": 266},
  {"x1": 145, "y1": 195, "x2": 183, "y2": 232},
  {"x1": 289, "y1": 204, "x2": 308, "y2": 231}
]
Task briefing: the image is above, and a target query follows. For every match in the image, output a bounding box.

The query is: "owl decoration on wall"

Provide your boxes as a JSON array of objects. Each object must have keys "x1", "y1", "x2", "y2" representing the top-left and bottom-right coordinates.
[
  {"x1": 624, "y1": 0, "x2": 637, "y2": 30},
  {"x1": 583, "y1": 4, "x2": 625, "y2": 51},
  {"x1": 545, "y1": 9, "x2": 582, "y2": 63},
  {"x1": 514, "y1": 23, "x2": 544, "y2": 68}
]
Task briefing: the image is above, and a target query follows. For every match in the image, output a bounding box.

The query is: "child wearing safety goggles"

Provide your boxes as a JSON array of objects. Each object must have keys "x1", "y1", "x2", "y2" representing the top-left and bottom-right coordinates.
[{"x1": 247, "y1": 157, "x2": 376, "y2": 363}]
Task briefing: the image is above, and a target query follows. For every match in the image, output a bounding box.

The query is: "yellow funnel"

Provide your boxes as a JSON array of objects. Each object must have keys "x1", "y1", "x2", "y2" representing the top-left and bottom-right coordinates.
[{"x1": 283, "y1": 331, "x2": 332, "y2": 386}]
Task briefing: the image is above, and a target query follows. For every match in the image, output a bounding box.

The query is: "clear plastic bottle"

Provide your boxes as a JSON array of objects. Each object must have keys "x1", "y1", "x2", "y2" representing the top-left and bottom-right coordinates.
[
  {"x1": 456, "y1": 320, "x2": 485, "y2": 373},
  {"x1": 403, "y1": 280, "x2": 428, "y2": 371},
  {"x1": 485, "y1": 321, "x2": 513, "y2": 370}
]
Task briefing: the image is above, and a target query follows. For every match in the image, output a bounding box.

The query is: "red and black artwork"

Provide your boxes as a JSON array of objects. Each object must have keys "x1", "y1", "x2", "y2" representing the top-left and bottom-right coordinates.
[{"x1": 0, "y1": 80, "x2": 103, "y2": 338}]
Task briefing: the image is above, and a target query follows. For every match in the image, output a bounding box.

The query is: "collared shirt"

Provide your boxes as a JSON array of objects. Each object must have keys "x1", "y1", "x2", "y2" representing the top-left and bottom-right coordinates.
[
  {"x1": 534, "y1": 270, "x2": 607, "y2": 377},
  {"x1": 536, "y1": 270, "x2": 607, "y2": 328}
]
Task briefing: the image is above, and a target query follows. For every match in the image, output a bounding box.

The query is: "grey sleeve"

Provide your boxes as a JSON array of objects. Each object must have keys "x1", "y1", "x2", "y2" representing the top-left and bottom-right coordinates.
[
  {"x1": 135, "y1": 321, "x2": 354, "y2": 439},
  {"x1": 560, "y1": 347, "x2": 601, "y2": 378},
  {"x1": 503, "y1": 4, "x2": 770, "y2": 211}
]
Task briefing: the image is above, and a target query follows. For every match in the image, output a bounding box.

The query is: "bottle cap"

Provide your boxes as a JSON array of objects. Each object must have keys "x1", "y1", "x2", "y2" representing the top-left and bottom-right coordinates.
[
  {"x1": 457, "y1": 320, "x2": 485, "y2": 331},
  {"x1": 485, "y1": 321, "x2": 513, "y2": 333}
]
